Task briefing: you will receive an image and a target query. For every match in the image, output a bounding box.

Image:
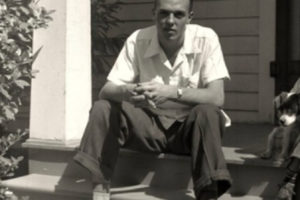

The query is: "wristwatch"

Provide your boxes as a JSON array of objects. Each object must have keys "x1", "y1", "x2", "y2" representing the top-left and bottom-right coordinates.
[{"x1": 177, "y1": 88, "x2": 183, "y2": 98}]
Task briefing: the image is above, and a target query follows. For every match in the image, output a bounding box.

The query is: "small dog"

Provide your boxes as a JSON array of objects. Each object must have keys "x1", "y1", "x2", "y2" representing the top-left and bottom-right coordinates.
[{"x1": 261, "y1": 93, "x2": 300, "y2": 164}]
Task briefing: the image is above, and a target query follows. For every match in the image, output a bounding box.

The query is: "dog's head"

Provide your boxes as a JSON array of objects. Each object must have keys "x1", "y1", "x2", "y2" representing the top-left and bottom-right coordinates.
[{"x1": 278, "y1": 93, "x2": 300, "y2": 126}]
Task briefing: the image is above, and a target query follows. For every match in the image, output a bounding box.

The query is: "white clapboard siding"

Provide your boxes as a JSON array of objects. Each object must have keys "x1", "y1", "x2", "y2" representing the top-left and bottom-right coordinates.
[
  {"x1": 226, "y1": 110, "x2": 259, "y2": 123},
  {"x1": 225, "y1": 92, "x2": 258, "y2": 111},
  {"x1": 101, "y1": 0, "x2": 260, "y2": 122},
  {"x1": 221, "y1": 37, "x2": 258, "y2": 55},
  {"x1": 226, "y1": 74, "x2": 259, "y2": 92},
  {"x1": 225, "y1": 56, "x2": 258, "y2": 74},
  {"x1": 116, "y1": 0, "x2": 258, "y2": 20},
  {"x1": 108, "y1": 19, "x2": 258, "y2": 37}
]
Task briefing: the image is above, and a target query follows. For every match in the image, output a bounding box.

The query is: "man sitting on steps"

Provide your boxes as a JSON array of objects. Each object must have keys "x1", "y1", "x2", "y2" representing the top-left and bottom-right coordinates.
[{"x1": 74, "y1": 0, "x2": 232, "y2": 199}]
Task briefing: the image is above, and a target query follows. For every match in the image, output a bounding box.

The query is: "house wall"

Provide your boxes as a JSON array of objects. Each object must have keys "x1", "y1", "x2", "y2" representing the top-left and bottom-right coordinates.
[{"x1": 102, "y1": 0, "x2": 276, "y2": 123}]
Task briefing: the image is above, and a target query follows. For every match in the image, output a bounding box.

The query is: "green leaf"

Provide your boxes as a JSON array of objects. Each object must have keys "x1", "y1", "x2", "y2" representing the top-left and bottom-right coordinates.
[
  {"x1": 31, "y1": 46, "x2": 43, "y2": 63},
  {"x1": 9, "y1": 102, "x2": 18, "y2": 114},
  {"x1": 17, "y1": 32, "x2": 30, "y2": 42},
  {"x1": 3, "y1": 106, "x2": 15, "y2": 120},
  {"x1": 19, "y1": 6, "x2": 30, "y2": 15},
  {"x1": 11, "y1": 68, "x2": 21, "y2": 80},
  {"x1": 14, "y1": 79, "x2": 29, "y2": 89},
  {"x1": 0, "y1": 156, "x2": 10, "y2": 166},
  {"x1": 0, "y1": 86, "x2": 11, "y2": 100}
]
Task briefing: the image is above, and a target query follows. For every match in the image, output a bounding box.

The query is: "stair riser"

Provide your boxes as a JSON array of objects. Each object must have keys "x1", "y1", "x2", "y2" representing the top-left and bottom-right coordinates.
[
  {"x1": 28, "y1": 149, "x2": 90, "y2": 179},
  {"x1": 28, "y1": 148, "x2": 193, "y2": 188},
  {"x1": 114, "y1": 153, "x2": 193, "y2": 189},
  {"x1": 116, "y1": 154, "x2": 286, "y2": 197}
]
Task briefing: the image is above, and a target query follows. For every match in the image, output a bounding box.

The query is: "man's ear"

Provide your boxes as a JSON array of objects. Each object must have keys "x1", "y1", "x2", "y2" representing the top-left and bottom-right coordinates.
[{"x1": 188, "y1": 11, "x2": 194, "y2": 23}]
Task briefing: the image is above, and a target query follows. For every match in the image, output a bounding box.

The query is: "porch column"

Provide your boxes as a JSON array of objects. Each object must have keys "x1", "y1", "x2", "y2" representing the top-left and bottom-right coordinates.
[{"x1": 27, "y1": 0, "x2": 91, "y2": 146}]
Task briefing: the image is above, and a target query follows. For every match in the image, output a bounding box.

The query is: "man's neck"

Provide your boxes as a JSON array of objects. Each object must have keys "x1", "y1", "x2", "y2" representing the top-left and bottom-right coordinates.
[{"x1": 160, "y1": 40, "x2": 183, "y2": 66}]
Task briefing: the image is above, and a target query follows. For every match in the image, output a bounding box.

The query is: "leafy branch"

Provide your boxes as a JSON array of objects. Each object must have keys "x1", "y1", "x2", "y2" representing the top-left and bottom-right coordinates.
[
  {"x1": 0, "y1": 0, "x2": 53, "y2": 199},
  {"x1": 91, "y1": 0, "x2": 126, "y2": 74}
]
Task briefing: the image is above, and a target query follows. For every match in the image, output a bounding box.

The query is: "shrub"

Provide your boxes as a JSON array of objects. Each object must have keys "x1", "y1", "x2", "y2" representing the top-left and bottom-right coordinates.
[
  {"x1": 91, "y1": 0, "x2": 125, "y2": 74},
  {"x1": 91, "y1": 0, "x2": 125, "y2": 101},
  {"x1": 0, "y1": 0, "x2": 53, "y2": 199}
]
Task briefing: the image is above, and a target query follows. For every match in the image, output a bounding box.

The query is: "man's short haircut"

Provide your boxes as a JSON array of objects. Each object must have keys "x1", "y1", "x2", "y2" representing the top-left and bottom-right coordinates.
[{"x1": 154, "y1": 0, "x2": 194, "y2": 12}]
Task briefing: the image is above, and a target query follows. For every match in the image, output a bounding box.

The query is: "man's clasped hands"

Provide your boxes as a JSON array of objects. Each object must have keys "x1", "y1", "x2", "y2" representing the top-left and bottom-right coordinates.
[{"x1": 128, "y1": 81, "x2": 176, "y2": 109}]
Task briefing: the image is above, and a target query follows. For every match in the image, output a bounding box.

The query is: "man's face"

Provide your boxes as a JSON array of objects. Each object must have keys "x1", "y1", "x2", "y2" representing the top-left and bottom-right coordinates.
[{"x1": 154, "y1": 0, "x2": 192, "y2": 45}]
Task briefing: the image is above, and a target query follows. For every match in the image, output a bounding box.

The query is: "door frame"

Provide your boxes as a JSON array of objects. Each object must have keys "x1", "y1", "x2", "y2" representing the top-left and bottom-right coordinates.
[{"x1": 258, "y1": 0, "x2": 276, "y2": 122}]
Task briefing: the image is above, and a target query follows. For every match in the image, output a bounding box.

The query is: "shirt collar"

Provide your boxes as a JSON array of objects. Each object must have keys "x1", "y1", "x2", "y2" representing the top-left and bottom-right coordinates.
[
  {"x1": 144, "y1": 26, "x2": 202, "y2": 58},
  {"x1": 144, "y1": 30, "x2": 160, "y2": 58}
]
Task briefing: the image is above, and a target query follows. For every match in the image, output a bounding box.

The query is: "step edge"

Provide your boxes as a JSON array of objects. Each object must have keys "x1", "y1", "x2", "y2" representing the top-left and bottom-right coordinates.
[
  {"x1": 3, "y1": 174, "x2": 273, "y2": 200},
  {"x1": 22, "y1": 139, "x2": 285, "y2": 168},
  {"x1": 22, "y1": 139, "x2": 79, "y2": 151},
  {"x1": 3, "y1": 174, "x2": 193, "y2": 198},
  {"x1": 3, "y1": 174, "x2": 90, "y2": 198}
]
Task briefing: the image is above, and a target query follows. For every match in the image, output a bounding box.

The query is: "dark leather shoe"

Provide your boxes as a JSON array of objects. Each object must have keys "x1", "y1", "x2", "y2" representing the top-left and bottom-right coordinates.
[
  {"x1": 196, "y1": 182, "x2": 218, "y2": 200},
  {"x1": 196, "y1": 191, "x2": 218, "y2": 200}
]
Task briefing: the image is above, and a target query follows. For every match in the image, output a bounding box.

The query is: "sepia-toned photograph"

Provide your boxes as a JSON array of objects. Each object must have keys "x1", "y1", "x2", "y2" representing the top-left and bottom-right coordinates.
[{"x1": 0, "y1": 0, "x2": 299, "y2": 199}]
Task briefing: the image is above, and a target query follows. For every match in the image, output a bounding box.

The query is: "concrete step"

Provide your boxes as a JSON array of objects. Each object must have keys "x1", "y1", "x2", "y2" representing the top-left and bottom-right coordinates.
[
  {"x1": 12, "y1": 123, "x2": 286, "y2": 198},
  {"x1": 114, "y1": 148, "x2": 285, "y2": 197},
  {"x1": 3, "y1": 174, "x2": 271, "y2": 200},
  {"x1": 20, "y1": 143, "x2": 285, "y2": 198}
]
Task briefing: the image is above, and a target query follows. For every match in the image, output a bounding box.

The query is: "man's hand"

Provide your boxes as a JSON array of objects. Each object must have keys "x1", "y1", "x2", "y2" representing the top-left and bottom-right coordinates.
[
  {"x1": 130, "y1": 94, "x2": 157, "y2": 108},
  {"x1": 133, "y1": 81, "x2": 176, "y2": 106},
  {"x1": 99, "y1": 81, "x2": 176, "y2": 109},
  {"x1": 127, "y1": 83, "x2": 157, "y2": 108}
]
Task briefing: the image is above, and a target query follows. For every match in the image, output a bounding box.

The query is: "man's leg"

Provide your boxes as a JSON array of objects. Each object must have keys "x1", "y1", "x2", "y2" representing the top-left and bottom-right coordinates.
[
  {"x1": 277, "y1": 157, "x2": 300, "y2": 200},
  {"x1": 73, "y1": 100, "x2": 167, "y2": 191},
  {"x1": 277, "y1": 133, "x2": 300, "y2": 200},
  {"x1": 166, "y1": 104, "x2": 232, "y2": 200}
]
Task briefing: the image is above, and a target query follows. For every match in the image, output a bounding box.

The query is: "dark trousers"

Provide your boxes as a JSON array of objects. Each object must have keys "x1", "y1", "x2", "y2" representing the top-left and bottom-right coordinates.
[{"x1": 74, "y1": 100, "x2": 232, "y2": 197}]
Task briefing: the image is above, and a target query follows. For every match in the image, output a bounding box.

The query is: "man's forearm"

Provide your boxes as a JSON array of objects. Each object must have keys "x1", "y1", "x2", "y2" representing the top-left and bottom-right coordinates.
[
  {"x1": 98, "y1": 81, "x2": 136, "y2": 102},
  {"x1": 157, "y1": 87, "x2": 223, "y2": 109},
  {"x1": 157, "y1": 80, "x2": 225, "y2": 108},
  {"x1": 168, "y1": 87, "x2": 224, "y2": 107}
]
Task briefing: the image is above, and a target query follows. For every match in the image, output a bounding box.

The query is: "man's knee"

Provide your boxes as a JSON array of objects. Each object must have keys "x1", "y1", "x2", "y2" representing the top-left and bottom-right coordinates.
[
  {"x1": 90, "y1": 99, "x2": 115, "y2": 119},
  {"x1": 189, "y1": 104, "x2": 222, "y2": 126},
  {"x1": 191, "y1": 104, "x2": 219, "y2": 118}
]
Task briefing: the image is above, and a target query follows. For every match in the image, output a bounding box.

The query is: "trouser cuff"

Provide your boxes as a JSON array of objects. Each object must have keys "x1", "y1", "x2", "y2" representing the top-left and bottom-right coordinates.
[
  {"x1": 73, "y1": 151, "x2": 112, "y2": 182},
  {"x1": 194, "y1": 169, "x2": 232, "y2": 197}
]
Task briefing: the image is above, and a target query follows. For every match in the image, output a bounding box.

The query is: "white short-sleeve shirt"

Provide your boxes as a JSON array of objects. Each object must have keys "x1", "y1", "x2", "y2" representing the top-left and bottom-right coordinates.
[
  {"x1": 107, "y1": 24, "x2": 231, "y2": 127},
  {"x1": 108, "y1": 24, "x2": 229, "y2": 88}
]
